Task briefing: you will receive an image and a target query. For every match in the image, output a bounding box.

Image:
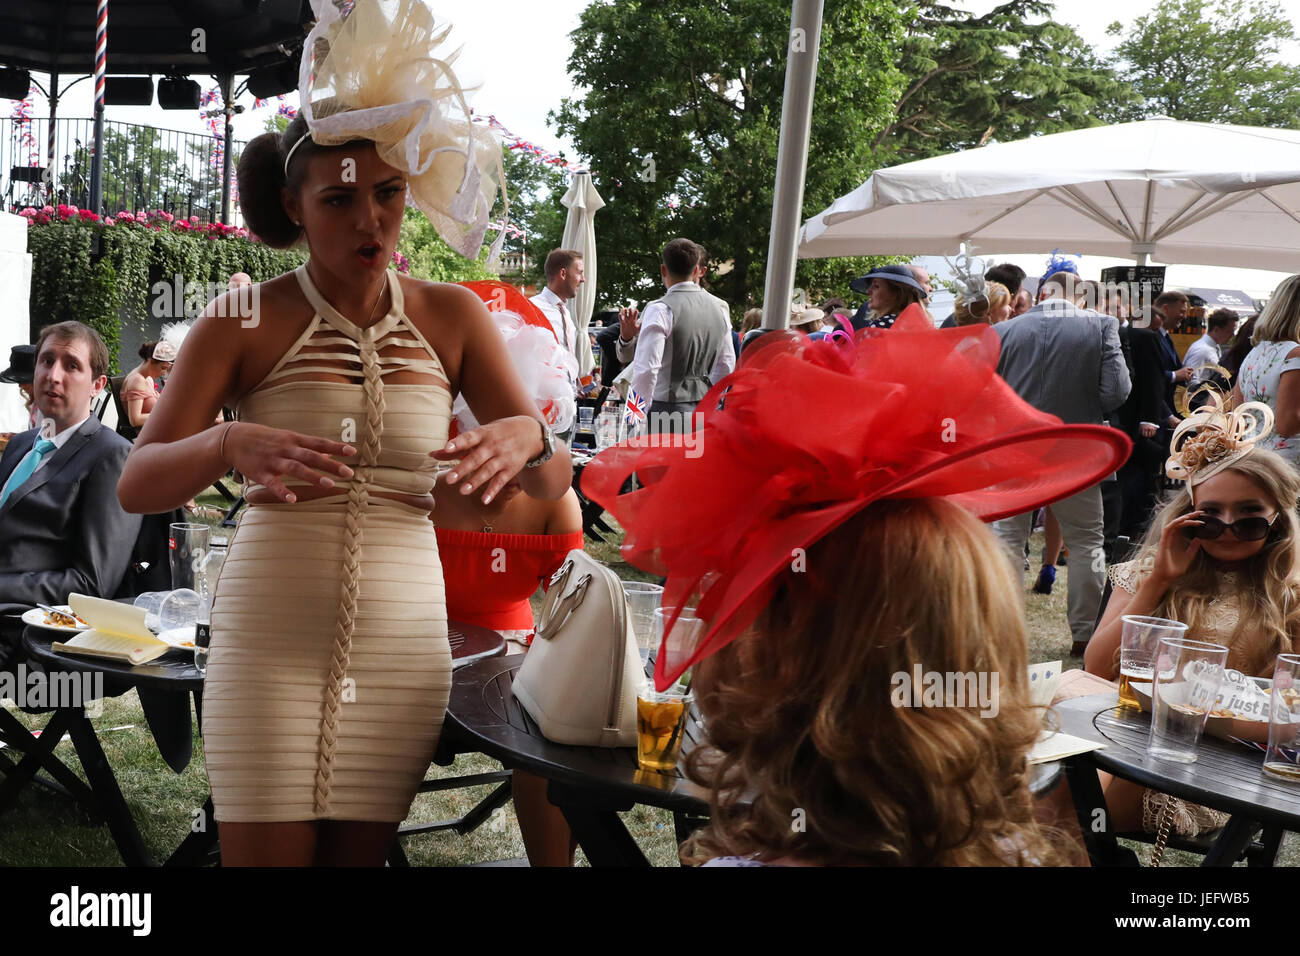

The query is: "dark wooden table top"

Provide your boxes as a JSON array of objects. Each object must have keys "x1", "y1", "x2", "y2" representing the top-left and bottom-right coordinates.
[
  {"x1": 448, "y1": 654, "x2": 1064, "y2": 812},
  {"x1": 1055, "y1": 691, "x2": 1300, "y2": 829},
  {"x1": 23, "y1": 625, "x2": 202, "y2": 691},
  {"x1": 447, "y1": 620, "x2": 507, "y2": 670},
  {"x1": 22, "y1": 616, "x2": 504, "y2": 685},
  {"x1": 446, "y1": 654, "x2": 712, "y2": 815}
]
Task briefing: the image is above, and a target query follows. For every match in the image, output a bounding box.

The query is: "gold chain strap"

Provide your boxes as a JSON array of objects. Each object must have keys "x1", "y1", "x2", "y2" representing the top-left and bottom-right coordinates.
[{"x1": 1149, "y1": 797, "x2": 1175, "y2": 867}]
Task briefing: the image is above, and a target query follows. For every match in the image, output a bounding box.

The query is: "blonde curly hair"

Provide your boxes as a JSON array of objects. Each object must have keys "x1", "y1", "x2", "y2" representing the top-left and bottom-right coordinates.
[{"x1": 681, "y1": 497, "x2": 1075, "y2": 866}]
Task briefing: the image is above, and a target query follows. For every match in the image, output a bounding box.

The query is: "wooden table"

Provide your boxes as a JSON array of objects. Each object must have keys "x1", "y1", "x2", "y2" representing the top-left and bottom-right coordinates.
[
  {"x1": 444, "y1": 654, "x2": 1063, "y2": 866},
  {"x1": 9, "y1": 627, "x2": 205, "y2": 866},
  {"x1": 5, "y1": 618, "x2": 506, "y2": 866},
  {"x1": 1055, "y1": 692, "x2": 1296, "y2": 866}
]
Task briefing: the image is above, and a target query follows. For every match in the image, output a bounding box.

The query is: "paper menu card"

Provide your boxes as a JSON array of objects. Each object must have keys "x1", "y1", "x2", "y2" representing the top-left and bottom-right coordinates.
[
  {"x1": 1027, "y1": 661, "x2": 1062, "y2": 709},
  {"x1": 52, "y1": 593, "x2": 171, "y2": 666},
  {"x1": 1027, "y1": 660, "x2": 1106, "y2": 765}
]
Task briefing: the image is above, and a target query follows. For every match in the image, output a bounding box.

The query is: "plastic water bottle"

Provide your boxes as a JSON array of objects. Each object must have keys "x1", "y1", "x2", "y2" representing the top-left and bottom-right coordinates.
[{"x1": 194, "y1": 544, "x2": 226, "y2": 676}]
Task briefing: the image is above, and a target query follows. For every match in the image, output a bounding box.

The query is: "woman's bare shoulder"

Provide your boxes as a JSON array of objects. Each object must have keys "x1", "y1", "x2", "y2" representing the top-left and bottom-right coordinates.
[{"x1": 399, "y1": 275, "x2": 484, "y2": 320}]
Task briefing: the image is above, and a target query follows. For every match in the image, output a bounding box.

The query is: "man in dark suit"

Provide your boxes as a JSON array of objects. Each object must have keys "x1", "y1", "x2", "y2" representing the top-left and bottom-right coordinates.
[
  {"x1": 0, "y1": 322, "x2": 141, "y2": 663},
  {"x1": 1118, "y1": 292, "x2": 1195, "y2": 538}
]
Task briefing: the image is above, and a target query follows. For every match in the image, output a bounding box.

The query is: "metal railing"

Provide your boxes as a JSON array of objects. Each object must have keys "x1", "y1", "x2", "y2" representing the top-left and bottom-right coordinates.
[{"x1": 1, "y1": 117, "x2": 245, "y2": 225}]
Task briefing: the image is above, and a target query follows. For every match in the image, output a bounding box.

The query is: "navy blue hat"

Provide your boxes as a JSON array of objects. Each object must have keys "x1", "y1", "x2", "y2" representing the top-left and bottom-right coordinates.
[
  {"x1": 0, "y1": 344, "x2": 34, "y2": 385},
  {"x1": 850, "y1": 264, "x2": 927, "y2": 299}
]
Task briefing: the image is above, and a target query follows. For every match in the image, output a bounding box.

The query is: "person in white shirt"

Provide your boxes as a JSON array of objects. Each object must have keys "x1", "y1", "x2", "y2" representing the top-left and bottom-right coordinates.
[
  {"x1": 529, "y1": 249, "x2": 585, "y2": 370},
  {"x1": 1182, "y1": 308, "x2": 1236, "y2": 385},
  {"x1": 622, "y1": 238, "x2": 735, "y2": 434}
]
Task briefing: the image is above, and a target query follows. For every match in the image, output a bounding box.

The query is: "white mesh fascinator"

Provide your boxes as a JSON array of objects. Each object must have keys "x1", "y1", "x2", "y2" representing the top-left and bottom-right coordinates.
[
  {"x1": 295, "y1": 0, "x2": 507, "y2": 260},
  {"x1": 152, "y1": 320, "x2": 193, "y2": 363},
  {"x1": 452, "y1": 310, "x2": 579, "y2": 435},
  {"x1": 945, "y1": 250, "x2": 989, "y2": 314}
]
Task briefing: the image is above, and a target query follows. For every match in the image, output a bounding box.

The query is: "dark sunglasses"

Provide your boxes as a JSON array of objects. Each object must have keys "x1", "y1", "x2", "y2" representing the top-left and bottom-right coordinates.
[{"x1": 1190, "y1": 513, "x2": 1279, "y2": 541}]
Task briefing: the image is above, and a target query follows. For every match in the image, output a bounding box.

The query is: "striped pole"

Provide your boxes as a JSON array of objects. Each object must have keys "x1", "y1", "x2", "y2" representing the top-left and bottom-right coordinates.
[
  {"x1": 46, "y1": 71, "x2": 59, "y2": 201},
  {"x1": 88, "y1": 0, "x2": 107, "y2": 215}
]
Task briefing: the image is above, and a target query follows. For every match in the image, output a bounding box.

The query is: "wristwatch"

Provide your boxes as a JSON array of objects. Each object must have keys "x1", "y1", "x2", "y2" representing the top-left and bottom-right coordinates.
[{"x1": 525, "y1": 419, "x2": 555, "y2": 469}]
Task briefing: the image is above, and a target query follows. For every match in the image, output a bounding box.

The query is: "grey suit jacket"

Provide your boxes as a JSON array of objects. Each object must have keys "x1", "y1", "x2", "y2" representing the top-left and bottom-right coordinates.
[
  {"x1": 994, "y1": 300, "x2": 1131, "y2": 426},
  {"x1": 0, "y1": 416, "x2": 141, "y2": 615}
]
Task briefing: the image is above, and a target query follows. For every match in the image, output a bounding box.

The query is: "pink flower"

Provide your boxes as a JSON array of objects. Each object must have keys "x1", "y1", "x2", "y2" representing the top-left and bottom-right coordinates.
[
  {"x1": 162, "y1": 212, "x2": 174, "y2": 222},
  {"x1": 77, "y1": 210, "x2": 100, "y2": 222},
  {"x1": 41, "y1": 205, "x2": 53, "y2": 214},
  {"x1": 18, "y1": 207, "x2": 35, "y2": 218},
  {"x1": 104, "y1": 217, "x2": 115, "y2": 226},
  {"x1": 189, "y1": 215, "x2": 199, "y2": 222}
]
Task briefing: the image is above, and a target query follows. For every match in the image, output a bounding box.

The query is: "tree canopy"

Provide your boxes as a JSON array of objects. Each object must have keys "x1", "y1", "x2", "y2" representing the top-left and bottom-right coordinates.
[
  {"x1": 553, "y1": 0, "x2": 1140, "y2": 313},
  {"x1": 1106, "y1": 0, "x2": 1300, "y2": 127}
]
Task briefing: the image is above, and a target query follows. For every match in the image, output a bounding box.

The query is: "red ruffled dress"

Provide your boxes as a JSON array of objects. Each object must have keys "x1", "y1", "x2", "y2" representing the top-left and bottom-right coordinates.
[{"x1": 436, "y1": 527, "x2": 584, "y2": 642}]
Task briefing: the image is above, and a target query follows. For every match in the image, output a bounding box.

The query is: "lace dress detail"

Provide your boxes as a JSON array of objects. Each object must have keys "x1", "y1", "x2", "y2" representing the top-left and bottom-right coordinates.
[{"x1": 1108, "y1": 561, "x2": 1241, "y2": 647}]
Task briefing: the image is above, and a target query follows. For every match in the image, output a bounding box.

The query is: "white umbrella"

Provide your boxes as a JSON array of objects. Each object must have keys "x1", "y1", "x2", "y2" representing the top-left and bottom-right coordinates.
[
  {"x1": 800, "y1": 118, "x2": 1300, "y2": 271},
  {"x1": 560, "y1": 171, "x2": 606, "y2": 376}
]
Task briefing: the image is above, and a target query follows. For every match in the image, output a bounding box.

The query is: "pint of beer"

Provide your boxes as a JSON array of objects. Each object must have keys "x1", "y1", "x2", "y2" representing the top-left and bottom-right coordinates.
[{"x1": 1119, "y1": 615, "x2": 1188, "y2": 708}]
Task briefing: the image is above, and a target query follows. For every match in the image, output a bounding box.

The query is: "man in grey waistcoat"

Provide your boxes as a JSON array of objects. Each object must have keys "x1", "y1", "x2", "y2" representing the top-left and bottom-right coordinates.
[
  {"x1": 993, "y1": 270, "x2": 1132, "y2": 657},
  {"x1": 625, "y1": 238, "x2": 735, "y2": 435}
]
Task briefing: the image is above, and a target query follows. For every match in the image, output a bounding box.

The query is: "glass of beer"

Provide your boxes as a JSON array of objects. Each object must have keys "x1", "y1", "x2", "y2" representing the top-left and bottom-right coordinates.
[
  {"x1": 1264, "y1": 654, "x2": 1300, "y2": 781},
  {"x1": 1147, "y1": 637, "x2": 1228, "y2": 763},
  {"x1": 636, "y1": 684, "x2": 692, "y2": 773},
  {"x1": 1119, "y1": 615, "x2": 1188, "y2": 708}
]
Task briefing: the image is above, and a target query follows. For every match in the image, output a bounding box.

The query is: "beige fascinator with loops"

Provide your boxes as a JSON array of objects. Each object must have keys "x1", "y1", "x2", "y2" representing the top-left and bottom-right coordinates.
[
  {"x1": 295, "y1": 0, "x2": 507, "y2": 260},
  {"x1": 1166, "y1": 388, "x2": 1274, "y2": 486}
]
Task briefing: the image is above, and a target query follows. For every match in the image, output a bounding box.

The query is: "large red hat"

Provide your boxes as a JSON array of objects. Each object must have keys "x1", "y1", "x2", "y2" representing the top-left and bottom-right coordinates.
[{"x1": 581, "y1": 305, "x2": 1132, "y2": 690}]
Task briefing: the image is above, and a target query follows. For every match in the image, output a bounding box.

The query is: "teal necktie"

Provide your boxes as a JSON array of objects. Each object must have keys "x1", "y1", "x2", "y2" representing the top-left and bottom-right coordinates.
[{"x1": 0, "y1": 438, "x2": 57, "y2": 508}]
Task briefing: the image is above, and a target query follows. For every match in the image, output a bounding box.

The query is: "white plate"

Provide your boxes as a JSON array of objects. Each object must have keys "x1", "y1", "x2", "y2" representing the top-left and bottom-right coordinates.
[
  {"x1": 21, "y1": 605, "x2": 89, "y2": 633},
  {"x1": 157, "y1": 627, "x2": 197, "y2": 653}
]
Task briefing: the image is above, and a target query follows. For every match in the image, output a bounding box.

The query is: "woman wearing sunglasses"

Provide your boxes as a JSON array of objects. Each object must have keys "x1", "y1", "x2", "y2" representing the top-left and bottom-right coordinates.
[{"x1": 1082, "y1": 392, "x2": 1300, "y2": 836}]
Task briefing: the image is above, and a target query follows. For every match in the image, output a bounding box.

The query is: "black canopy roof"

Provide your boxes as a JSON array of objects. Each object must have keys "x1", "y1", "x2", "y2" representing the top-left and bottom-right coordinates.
[{"x1": 0, "y1": 0, "x2": 310, "y2": 78}]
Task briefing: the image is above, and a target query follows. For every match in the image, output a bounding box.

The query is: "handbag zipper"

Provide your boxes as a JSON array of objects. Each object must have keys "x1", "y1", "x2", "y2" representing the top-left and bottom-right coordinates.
[{"x1": 605, "y1": 563, "x2": 628, "y2": 733}]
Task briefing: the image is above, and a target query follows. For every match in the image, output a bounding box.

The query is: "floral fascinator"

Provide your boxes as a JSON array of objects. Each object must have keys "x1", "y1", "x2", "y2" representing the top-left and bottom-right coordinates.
[
  {"x1": 296, "y1": 0, "x2": 506, "y2": 260},
  {"x1": 1166, "y1": 389, "x2": 1274, "y2": 486},
  {"x1": 582, "y1": 306, "x2": 1133, "y2": 689}
]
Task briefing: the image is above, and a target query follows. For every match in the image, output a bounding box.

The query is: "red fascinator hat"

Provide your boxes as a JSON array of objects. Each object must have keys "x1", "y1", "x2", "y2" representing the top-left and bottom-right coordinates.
[
  {"x1": 458, "y1": 280, "x2": 556, "y2": 335},
  {"x1": 581, "y1": 305, "x2": 1132, "y2": 690}
]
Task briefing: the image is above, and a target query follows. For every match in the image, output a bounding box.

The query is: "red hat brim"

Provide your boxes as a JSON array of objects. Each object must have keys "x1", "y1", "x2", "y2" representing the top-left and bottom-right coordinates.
[{"x1": 581, "y1": 305, "x2": 1132, "y2": 689}]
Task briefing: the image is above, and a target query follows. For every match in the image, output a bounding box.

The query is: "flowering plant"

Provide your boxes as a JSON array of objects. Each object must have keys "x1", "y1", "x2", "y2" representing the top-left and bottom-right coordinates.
[{"x1": 18, "y1": 205, "x2": 253, "y2": 239}]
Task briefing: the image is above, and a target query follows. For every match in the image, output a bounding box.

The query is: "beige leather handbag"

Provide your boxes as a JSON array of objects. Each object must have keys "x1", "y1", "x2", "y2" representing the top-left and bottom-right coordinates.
[{"x1": 513, "y1": 549, "x2": 642, "y2": 747}]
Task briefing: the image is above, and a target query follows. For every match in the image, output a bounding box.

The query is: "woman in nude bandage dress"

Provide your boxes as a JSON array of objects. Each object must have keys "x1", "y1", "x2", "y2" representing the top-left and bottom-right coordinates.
[{"x1": 116, "y1": 1, "x2": 572, "y2": 865}]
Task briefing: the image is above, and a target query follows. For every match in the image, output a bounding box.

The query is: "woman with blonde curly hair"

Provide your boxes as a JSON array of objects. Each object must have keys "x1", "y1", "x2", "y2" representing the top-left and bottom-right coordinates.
[
  {"x1": 1083, "y1": 398, "x2": 1300, "y2": 837},
  {"x1": 583, "y1": 304, "x2": 1131, "y2": 866},
  {"x1": 684, "y1": 497, "x2": 1071, "y2": 866}
]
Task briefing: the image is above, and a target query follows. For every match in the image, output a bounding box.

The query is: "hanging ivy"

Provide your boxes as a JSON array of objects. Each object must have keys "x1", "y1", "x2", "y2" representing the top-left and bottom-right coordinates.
[{"x1": 23, "y1": 207, "x2": 306, "y2": 373}]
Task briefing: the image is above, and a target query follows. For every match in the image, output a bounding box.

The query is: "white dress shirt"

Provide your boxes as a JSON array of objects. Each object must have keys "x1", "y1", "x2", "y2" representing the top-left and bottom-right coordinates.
[
  {"x1": 34, "y1": 413, "x2": 89, "y2": 474},
  {"x1": 628, "y1": 281, "x2": 736, "y2": 403},
  {"x1": 1181, "y1": 332, "x2": 1222, "y2": 384},
  {"x1": 529, "y1": 286, "x2": 578, "y2": 364}
]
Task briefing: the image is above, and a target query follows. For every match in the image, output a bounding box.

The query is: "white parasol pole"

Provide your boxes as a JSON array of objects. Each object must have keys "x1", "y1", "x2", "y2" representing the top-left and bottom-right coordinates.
[{"x1": 759, "y1": 0, "x2": 824, "y2": 331}]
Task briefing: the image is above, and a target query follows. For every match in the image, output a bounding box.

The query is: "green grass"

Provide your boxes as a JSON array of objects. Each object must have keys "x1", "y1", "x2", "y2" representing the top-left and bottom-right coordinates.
[{"x1": 0, "y1": 523, "x2": 1291, "y2": 866}]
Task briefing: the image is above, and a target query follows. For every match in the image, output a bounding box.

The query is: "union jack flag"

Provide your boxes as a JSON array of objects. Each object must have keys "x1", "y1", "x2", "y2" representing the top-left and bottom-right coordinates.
[{"x1": 625, "y1": 389, "x2": 649, "y2": 428}]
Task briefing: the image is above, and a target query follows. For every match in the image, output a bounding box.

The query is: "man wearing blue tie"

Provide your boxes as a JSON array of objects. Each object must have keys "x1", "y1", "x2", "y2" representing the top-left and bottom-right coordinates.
[{"x1": 0, "y1": 322, "x2": 140, "y2": 663}]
